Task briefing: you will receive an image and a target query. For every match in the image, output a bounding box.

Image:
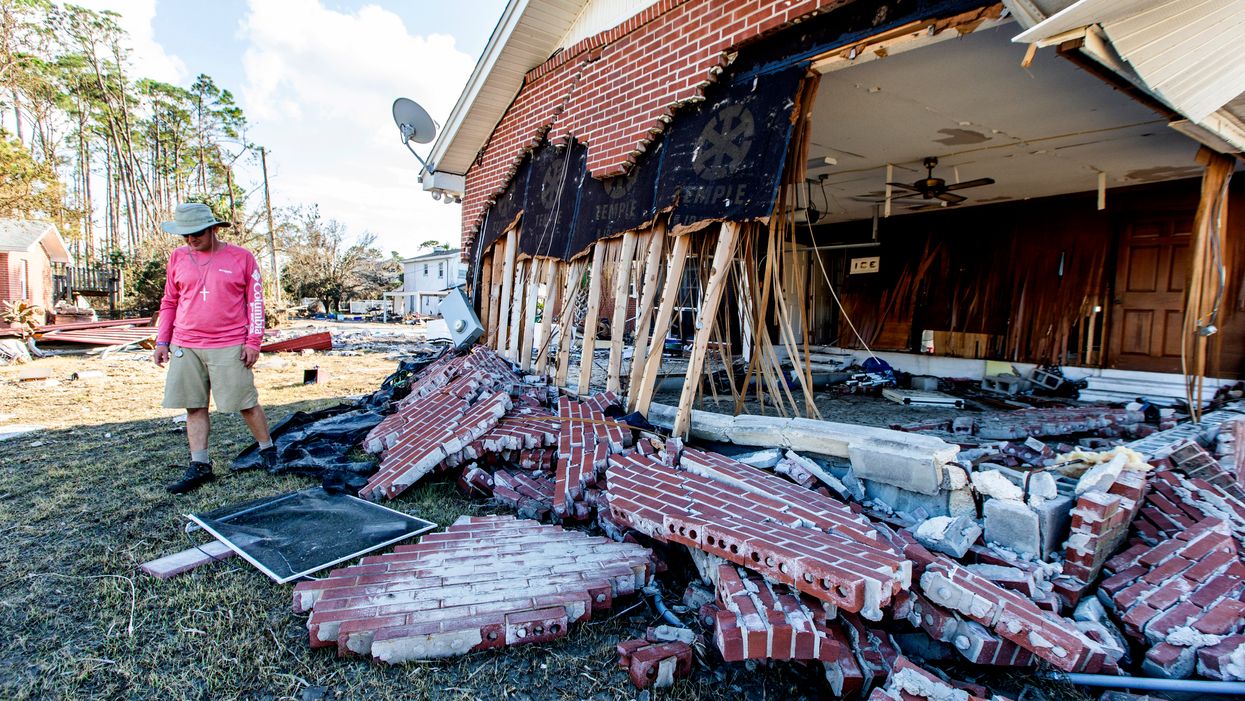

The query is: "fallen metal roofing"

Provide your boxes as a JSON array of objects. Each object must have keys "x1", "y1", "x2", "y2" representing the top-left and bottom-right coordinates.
[{"x1": 1009, "y1": 0, "x2": 1245, "y2": 152}]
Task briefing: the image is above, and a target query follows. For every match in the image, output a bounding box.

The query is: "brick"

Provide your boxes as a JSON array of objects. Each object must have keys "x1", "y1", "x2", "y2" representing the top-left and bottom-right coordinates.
[
  {"x1": 1197, "y1": 635, "x2": 1245, "y2": 680},
  {"x1": 919, "y1": 562, "x2": 1100, "y2": 672},
  {"x1": 618, "y1": 639, "x2": 693, "y2": 689},
  {"x1": 297, "y1": 515, "x2": 652, "y2": 663},
  {"x1": 607, "y1": 451, "x2": 906, "y2": 620}
]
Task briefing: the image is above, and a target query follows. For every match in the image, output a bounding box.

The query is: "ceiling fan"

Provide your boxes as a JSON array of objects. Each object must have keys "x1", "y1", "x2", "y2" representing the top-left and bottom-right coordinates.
[{"x1": 887, "y1": 156, "x2": 995, "y2": 205}]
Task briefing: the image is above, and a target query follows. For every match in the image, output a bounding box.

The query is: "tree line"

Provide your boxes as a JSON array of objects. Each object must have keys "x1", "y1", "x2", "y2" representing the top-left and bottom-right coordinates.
[{"x1": 0, "y1": 0, "x2": 400, "y2": 312}]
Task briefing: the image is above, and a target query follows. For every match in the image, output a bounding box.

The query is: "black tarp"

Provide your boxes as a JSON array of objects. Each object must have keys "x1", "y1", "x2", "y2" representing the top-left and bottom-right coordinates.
[
  {"x1": 477, "y1": 154, "x2": 531, "y2": 255},
  {"x1": 519, "y1": 140, "x2": 587, "y2": 259},
  {"x1": 473, "y1": 68, "x2": 804, "y2": 260},
  {"x1": 231, "y1": 351, "x2": 448, "y2": 493},
  {"x1": 569, "y1": 138, "x2": 664, "y2": 256},
  {"x1": 659, "y1": 65, "x2": 805, "y2": 230}
]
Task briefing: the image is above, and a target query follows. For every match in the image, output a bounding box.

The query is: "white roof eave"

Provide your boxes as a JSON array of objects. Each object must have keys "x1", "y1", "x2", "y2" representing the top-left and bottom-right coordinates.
[{"x1": 424, "y1": 0, "x2": 587, "y2": 186}]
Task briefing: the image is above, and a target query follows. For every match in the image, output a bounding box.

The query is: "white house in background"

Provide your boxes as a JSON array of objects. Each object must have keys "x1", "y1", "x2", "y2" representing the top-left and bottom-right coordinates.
[{"x1": 386, "y1": 248, "x2": 464, "y2": 316}]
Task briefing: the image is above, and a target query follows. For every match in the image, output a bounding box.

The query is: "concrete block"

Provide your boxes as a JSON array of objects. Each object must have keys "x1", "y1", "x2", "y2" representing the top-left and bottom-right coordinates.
[
  {"x1": 947, "y1": 488, "x2": 976, "y2": 519},
  {"x1": 1025, "y1": 472, "x2": 1059, "y2": 503},
  {"x1": 984, "y1": 499, "x2": 1042, "y2": 558},
  {"x1": 735, "y1": 448, "x2": 782, "y2": 469},
  {"x1": 864, "y1": 479, "x2": 950, "y2": 518},
  {"x1": 913, "y1": 515, "x2": 981, "y2": 558},
  {"x1": 971, "y1": 469, "x2": 1024, "y2": 501},
  {"x1": 1031, "y1": 493, "x2": 1074, "y2": 558},
  {"x1": 850, "y1": 437, "x2": 950, "y2": 496}
]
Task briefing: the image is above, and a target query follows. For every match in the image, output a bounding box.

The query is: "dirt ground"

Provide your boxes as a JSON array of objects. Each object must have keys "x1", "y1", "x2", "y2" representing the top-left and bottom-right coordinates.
[{"x1": 0, "y1": 346, "x2": 833, "y2": 701}]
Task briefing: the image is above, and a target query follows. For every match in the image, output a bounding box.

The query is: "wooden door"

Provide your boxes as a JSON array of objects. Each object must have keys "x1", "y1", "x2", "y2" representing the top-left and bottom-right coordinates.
[{"x1": 1107, "y1": 215, "x2": 1192, "y2": 372}]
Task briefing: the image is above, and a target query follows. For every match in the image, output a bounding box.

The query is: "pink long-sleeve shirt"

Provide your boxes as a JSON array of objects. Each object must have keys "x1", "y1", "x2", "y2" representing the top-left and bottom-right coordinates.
[{"x1": 156, "y1": 243, "x2": 265, "y2": 349}]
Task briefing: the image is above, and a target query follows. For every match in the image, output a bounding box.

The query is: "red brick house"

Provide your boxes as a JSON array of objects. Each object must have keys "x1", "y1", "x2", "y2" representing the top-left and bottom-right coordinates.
[
  {"x1": 414, "y1": 0, "x2": 1244, "y2": 422},
  {"x1": 0, "y1": 219, "x2": 72, "y2": 324}
]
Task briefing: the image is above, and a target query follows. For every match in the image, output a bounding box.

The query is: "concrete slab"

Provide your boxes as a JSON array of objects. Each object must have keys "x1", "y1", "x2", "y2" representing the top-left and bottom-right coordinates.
[{"x1": 983, "y1": 499, "x2": 1042, "y2": 558}]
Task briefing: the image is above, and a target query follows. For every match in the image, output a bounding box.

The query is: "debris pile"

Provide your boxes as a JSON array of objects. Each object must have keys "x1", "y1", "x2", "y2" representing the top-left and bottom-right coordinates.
[
  {"x1": 274, "y1": 345, "x2": 1245, "y2": 692},
  {"x1": 293, "y1": 514, "x2": 652, "y2": 663}
]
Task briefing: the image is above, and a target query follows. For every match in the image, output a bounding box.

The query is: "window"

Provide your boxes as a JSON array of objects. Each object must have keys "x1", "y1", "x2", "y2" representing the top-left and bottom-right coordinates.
[
  {"x1": 19, "y1": 259, "x2": 29, "y2": 300},
  {"x1": 423, "y1": 264, "x2": 429, "y2": 275},
  {"x1": 438, "y1": 262, "x2": 444, "y2": 279}
]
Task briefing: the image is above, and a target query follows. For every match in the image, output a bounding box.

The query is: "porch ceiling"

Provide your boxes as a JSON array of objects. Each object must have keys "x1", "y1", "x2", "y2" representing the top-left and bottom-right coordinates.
[{"x1": 807, "y1": 23, "x2": 1205, "y2": 225}]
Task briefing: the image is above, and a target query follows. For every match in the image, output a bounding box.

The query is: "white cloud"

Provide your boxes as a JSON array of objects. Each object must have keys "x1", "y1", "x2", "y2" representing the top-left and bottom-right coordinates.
[
  {"x1": 71, "y1": 0, "x2": 186, "y2": 83},
  {"x1": 237, "y1": 0, "x2": 476, "y2": 254}
]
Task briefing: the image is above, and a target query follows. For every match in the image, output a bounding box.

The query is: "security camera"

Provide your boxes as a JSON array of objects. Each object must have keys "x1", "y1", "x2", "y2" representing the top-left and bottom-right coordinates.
[{"x1": 432, "y1": 191, "x2": 442, "y2": 201}]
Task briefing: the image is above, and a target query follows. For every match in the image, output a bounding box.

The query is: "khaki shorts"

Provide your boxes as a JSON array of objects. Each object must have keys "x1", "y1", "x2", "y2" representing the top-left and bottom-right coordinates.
[{"x1": 162, "y1": 344, "x2": 259, "y2": 412}]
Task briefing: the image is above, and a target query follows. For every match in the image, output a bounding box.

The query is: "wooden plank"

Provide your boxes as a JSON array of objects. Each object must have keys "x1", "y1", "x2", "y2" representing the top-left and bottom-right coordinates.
[
  {"x1": 626, "y1": 223, "x2": 667, "y2": 409},
  {"x1": 632, "y1": 232, "x2": 693, "y2": 416},
  {"x1": 555, "y1": 259, "x2": 587, "y2": 386},
  {"x1": 506, "y1": 258, "x2": 528, "y2": 363},
  {"x1": 477, "y1": 250, "x2": 494, "y2": 343},
  {"x1": 673, "y1": 223, "x2": 741, "y2": 437},
  {"x1": 487, "y1": 241, "x2": 505, "y2": 348},
  {"x1": 606, "y1": 231, "x2": 640, "y2": 394},
  {"x1": 533, "y1": 260, "x2": 562, "y2": 374},
  {"x1": 495, "y1": 230, "x2": 518, "y2": 353},
  {"x1": 577, "y1": 242, "x2": 608, "y2": 394},
  {"x1": 519, "y1": 259, "x2": 543, "y2": 371}
]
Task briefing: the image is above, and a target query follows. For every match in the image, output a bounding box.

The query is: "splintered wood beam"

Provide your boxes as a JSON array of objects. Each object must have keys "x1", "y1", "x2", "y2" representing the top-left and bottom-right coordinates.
[
  {"x1": 577, "y1": 242, "x2": 608, "y2": 395},
  {"x1": 495, "y1": 230, "x2": 518, "y2": 352},
  {"x1": 632, "y1": 231, "x2": 692, "y2": 416},
  {"x1": 606, "y1": 231, "x2": 640, "y2": 394},
  {"x1": 478, "y1": 252, "x2": 493, "y2": 346},
  {"x1": 626, "y1": 222, "x2": 667, "y2": 409},
  {"x1": 673, "y1": 222, "x2": 741, "y2": 437},
  {"x1": 555, "y1": 259, "x2": 586, "y2": 386},
  {"x1": 506, "y1": 258, "x2": 528, "y2": 363},
  {"x1": 533, "y1": 259, "x2": 561, "y2": 374},
  {"x1": 519, "y1": 258, "x2": 543, "y2": 371}
]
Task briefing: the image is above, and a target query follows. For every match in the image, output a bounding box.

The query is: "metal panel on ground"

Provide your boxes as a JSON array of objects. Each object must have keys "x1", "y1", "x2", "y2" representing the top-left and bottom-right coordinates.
[{"x1": 187, "y1": 488, "x2": 436, "y2": 583}]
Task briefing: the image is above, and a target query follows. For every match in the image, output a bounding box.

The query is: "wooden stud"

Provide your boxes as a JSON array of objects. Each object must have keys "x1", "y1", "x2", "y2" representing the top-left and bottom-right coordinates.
[
  {"x1": 673, "y1": 223, "x2": 741, "y2": 437},
  {"x1": 577, "y1": 242, "x2": 608, "y2": 395},
  {"x1": 486, "y1": 242, "x2": 505, "y2": 348},
  {"x1": 495, "y1": 230, "x2": 518, "y2": 353},
  {"x1": 506, "y1": 258, "x2": 527, "y2": 363},
  {"x1": 626, "y1": 223, "x2": 667, "y2": 408},
  {"x1": 533, "y1": 260, "x2": 562, "y2": 373},
  {"x1": 606, "y1": 231, "x2": 640, "y2": 394},
  {"x1": 519, "y1": 259, "x2": 543, "y2": 371},
  {"x1": 555, "y1": 259, "x2": 586, "y2": 386},
  {"x1": 632, "y1": 232, "x2": 692, "y2": 416},
  {"x1": 477, "y1": 250, "x2": 494, "y2": 341}
]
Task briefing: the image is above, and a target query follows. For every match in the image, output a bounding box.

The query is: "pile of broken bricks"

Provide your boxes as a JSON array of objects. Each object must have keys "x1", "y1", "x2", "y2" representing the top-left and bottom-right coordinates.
[{"x1": 157, "y1": 344, "x2": 1245, "y2": 695}]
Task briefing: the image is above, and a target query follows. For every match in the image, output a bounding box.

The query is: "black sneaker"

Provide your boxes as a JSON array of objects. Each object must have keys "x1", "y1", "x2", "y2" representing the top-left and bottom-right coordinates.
[
  {"x1": 260, "y1": 446, "x2": 279, "y2": 472},
  {"x1": 167, "y1": 461, "x2": 214, "y2": 494}
]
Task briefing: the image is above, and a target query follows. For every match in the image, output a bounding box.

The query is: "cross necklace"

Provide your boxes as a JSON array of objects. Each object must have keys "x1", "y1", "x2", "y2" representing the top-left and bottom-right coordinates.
[{"x1": 189, "y1": 242, "x2": 219, "y2": 302}]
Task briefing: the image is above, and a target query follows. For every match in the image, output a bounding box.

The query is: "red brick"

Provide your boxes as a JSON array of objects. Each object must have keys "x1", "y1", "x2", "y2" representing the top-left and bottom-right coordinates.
[{"x1": 297, "y1": 515, "x2": 652, "y2": 663}]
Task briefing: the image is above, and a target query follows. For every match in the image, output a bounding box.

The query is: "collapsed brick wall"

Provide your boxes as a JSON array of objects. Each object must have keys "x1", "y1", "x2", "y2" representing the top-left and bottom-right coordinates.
[{"x1": 461, "y1": 0, "x2": 854, "y2": 253}]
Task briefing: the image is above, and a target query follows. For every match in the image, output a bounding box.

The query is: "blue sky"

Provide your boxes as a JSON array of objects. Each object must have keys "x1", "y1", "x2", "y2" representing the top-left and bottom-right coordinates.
[{"x1": 79, "y1": 0, "x2": 510, "y2": 256}]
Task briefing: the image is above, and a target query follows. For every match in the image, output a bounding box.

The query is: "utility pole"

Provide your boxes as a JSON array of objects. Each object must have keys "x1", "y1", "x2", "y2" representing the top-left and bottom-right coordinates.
[{"x1": 259, "y1": 146, "x2": 282, "y2": 307}]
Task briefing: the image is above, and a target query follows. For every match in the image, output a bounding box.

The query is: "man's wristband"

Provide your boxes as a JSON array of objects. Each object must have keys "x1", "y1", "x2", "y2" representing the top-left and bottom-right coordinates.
[{"x1": 156, "y1": 341, "x2": 169, "y2": 347}]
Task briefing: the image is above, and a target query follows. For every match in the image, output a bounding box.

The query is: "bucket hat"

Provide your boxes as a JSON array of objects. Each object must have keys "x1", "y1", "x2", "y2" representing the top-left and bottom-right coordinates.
[{"x1": 160, "y1": 203, "x2": 231, "y2": 236}]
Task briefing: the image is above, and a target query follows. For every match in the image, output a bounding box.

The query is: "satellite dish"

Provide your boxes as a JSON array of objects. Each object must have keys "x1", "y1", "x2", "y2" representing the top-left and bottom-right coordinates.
[{"x1": 392, "y1": 98, "x2": 436, "y2": 145}]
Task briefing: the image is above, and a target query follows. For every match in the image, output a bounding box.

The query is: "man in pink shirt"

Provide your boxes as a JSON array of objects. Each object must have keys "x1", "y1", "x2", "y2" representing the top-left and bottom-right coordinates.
[{"x1": 154, "y1": 203, "x2": 276, "y2": 494}]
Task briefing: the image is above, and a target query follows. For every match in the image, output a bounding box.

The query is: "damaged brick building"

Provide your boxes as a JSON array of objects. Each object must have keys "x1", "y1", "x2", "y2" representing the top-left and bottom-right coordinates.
[
  {"x1": 417, "y1": 0, "x2": 1243, "y2": 428},
  {"x1": 362, "y1": 0, "x2": 1245, "y2": 693}
]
